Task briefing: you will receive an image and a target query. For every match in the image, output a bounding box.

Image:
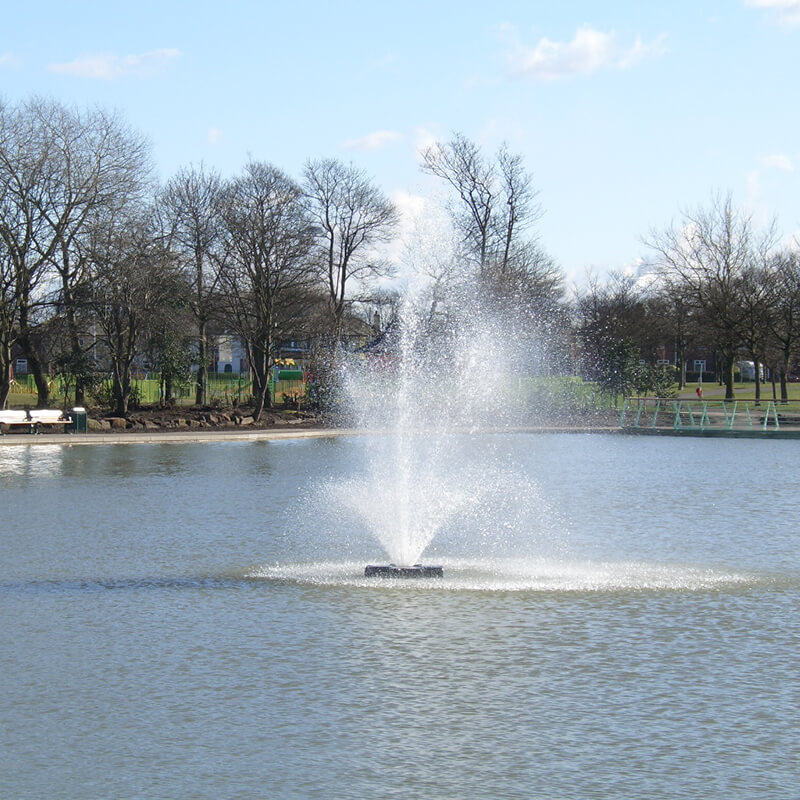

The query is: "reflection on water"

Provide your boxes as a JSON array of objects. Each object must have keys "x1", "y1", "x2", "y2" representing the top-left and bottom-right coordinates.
[
  {"x1": 0, "y1": 444, "x2": 66, "y2": 480},
  {"x1": 1, "y1": 435, "x2": 799, "y2": 799}
]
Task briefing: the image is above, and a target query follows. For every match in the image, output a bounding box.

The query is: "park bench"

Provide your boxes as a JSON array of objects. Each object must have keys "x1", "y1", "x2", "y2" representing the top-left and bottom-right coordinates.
[
  {"x1": 0, "y1": 409, "x2": 72, "y2": 435},
  {"x1": 29, "y1": 409, "x2": 72, "y2": 434},
  {"x1": 0, "y1": 409, "x2": 35, "y2": 434}
]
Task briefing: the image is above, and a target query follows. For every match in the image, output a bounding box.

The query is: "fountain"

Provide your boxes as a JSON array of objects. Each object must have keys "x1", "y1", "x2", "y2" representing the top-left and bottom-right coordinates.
[{"x1": 326, "y1": 263, "x2": 544, "y2": 580}]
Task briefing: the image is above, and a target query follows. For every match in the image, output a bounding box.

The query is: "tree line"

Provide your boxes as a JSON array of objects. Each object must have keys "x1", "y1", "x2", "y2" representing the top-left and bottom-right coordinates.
[
  {"x1": 1, "y1": 99, "x2": 568, "y2": 417},
  {"x1": 580, "y1": 195, "x2": 800, "y2": 403},
  {"x1": 3, "y1": 97, "x2": 799, "y2": 417},
  {"x1": 0, "y1": 98, "x2": 401, "y2": 417}
]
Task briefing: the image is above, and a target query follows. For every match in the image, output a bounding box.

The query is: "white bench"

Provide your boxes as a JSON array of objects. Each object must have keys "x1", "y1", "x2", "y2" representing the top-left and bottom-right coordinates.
[
  {"x1": 0, "y1": 409, "x2": 34, "y2": 434},
  {"x1": 0, "y1": 409, "x2": 72, "y2": 434},
  {"x1": 29, "y1": 409, "x2": 72, "y2": 433}
]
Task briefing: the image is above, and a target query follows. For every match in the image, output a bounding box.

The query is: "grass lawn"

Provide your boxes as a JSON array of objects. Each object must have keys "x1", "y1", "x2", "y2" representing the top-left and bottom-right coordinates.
[
  {"x1": 5, "y1": 375, "x2": 304, "y2": 411},
  {"x1": 671, "y1": 382, "x2": 800, "y2": 419},
  {"x1": 677, "y1": 380, "x2": 800, "y2": 402}
]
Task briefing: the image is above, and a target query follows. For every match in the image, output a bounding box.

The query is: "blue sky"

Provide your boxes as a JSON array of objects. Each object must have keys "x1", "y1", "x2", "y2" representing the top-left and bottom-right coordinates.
[{"x1": 2, "y1": 0, "x2": 799, "y2": 284}]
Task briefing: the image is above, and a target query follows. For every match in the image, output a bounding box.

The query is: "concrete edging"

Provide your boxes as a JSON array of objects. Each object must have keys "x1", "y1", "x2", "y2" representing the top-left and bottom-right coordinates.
[{"x1": 0, "y1": 425, "x2": 621, "y2": 446}]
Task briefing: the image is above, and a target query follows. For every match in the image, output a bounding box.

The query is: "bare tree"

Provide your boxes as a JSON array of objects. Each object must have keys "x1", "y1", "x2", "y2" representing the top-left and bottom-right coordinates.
[
  {"x1": 420, "y1": 132, "x2": 564, "y2": 357},
  {"x1": 768, "y1": 249, "x2": 800, "y2": 402},
  {"x1": 576, "y1": 272, "x2": 647, "y2": 381},
  {"x1": 88, "y1": 204, "x2": 180, "y2": 416},
  {"x1": 302, "y1": 158, "x2": 397, "y2": 345},
  {"x1": 0, "y1": 98, "x2": 60, "y2": 406},
  {"x1": 158, "y1": 164, "x2": 226, "y2": 405},
  {"x1": 421, "y1": 134, "x2": 543, "y2": 277},
  {"x1": 646, "y1": 194, "x2": 772, "y2": 400},
  {"x1": 421, "y1": 134, "x2": 496, "y2": 275},
  {"x1": 495, "y1": 144, "x2": 542, "y2": 275},
  {"x1": 738, "y1": 259, "x2": 775, "y2": 404},
  {"x1": 0, "y1": 97, "x2": 151, "y2": 407},
  {"x1": 647, "y1": 273, "x2": 701, "y2": 389},
  {"x1": 218, "y1": 161, "x2": 317, "y2": 420},
  {"x1": 0, "y1": 236, "x2": 17, "y2": 407},
  {"x1": 45, "y1": 103, "x2": 151, "y2": 405}
]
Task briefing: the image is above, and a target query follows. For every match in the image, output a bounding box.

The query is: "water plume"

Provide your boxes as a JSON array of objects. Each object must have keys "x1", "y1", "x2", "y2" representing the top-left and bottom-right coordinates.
[{"x1": 325, "y1": 267, "x2": 547, "y2": 566}]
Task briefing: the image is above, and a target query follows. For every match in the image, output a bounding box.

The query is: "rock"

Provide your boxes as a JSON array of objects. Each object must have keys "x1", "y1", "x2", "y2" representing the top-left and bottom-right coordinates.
[
  {"x1": 238, "y1": 415, "x2": 254, "y2": 426},
  {"x1": 106, "y1": 417, "x2": 127, "y2": 430},
  {"x1": 87, "y1": 418, "x2": 107, "y2": 431}
]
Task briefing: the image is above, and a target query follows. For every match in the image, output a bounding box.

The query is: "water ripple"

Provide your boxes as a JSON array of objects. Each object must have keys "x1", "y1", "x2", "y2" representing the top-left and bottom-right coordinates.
[{"x1": 0, "y1": 574, "x2": 265, "y2": 596}]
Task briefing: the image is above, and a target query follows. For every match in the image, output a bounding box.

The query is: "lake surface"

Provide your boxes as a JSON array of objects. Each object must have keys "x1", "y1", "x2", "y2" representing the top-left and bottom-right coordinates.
[{"x1": 1, "y1": 433, "x2": 798, "y2": 799}]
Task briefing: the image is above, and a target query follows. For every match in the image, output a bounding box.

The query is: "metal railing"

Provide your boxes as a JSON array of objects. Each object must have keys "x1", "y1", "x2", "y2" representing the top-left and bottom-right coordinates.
[{"x1": 619, "y1": 397, "x2": 783, "y2": 432}]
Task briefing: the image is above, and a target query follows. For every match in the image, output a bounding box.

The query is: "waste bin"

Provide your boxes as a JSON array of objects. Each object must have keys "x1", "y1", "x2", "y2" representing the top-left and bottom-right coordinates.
[{"x1": 71, "y1": 407, "x2": 88, "y2": 433}]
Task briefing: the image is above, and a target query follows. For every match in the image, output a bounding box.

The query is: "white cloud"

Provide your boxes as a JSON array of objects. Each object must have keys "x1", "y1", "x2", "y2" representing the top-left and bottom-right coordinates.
[
  {"x1": 745, "y1": 0, "x2": 800, "y2": 25},
  {"x1": 391, "y1": 189, "x2": 427, "y2": 222},
  {"x1": 385, "y1": 190, "x2": 428, "y2": 266},
  {"x1": 207, "y1": 127, "x2": 223, "y2": 145},
  {"x1": 748, "y1": 154, "x2": 794, "y2": 202},
  {"x1": 0, "y1": 52, "x2": 21, "y2": 69},
  {"x1": 49, "y1": 48, "x2": 181, "y2": 80},
  {"x1": 746, "y1": 169, "x2": 762, "y2": 204},
  {"x1": 388, "y1": 190, "x2": 462, "y2": 284},
  {"x1": 762, "y1": 153, "x2": 794, "y2": 171},
  {"x1": 506, "y1": 24, "x2": 666, "y2": 81},
  {"x1": 413, "y1": 126, "x2": 439, "y2": 162},
  {"x1": 343, "y1": 130, "x2": 402, "y2": 151}
]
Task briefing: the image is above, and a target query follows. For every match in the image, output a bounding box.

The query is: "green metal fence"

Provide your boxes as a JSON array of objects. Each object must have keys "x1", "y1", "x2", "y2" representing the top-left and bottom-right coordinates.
[{"x1": 619, "y1": 397, "x2": 784, "y2": 432}]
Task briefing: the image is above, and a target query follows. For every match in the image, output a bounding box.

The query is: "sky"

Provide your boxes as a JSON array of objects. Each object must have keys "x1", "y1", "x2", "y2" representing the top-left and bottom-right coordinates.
[{"x1": 2, "y1": 0, "x2": 799, "y2": 286}]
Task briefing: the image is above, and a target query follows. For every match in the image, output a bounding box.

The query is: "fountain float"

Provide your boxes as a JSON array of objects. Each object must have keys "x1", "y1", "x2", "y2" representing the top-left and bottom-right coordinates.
[{"x1": 364, "y1": 564, "x2": 443, "y2": 578}]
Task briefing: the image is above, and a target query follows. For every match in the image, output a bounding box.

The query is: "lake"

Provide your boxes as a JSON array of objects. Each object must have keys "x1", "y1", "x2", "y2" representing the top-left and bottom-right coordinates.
[{"x1": 1, "y1": 433, "x2": 798, "y2": 799}]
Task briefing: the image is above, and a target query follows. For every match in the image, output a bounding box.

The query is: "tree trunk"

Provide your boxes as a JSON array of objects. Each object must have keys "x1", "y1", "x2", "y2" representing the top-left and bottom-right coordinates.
[
  {"x1": 62, "y1": 280, "x2": 86, "y2": 406},
  {"x1": 780, "y1": 349, "x2": 791, "y2": 403},
  {"x1": 723, "y1": 353, "x2": 735, "y2": 401},
  {"x1": 0, "y1": 353, "x2": 10, "y2": 410},
  {"x1": 113, "y1": 372, "x2": 130, "y2": 417},
  {"x1": 249, "y1": 342, "x2": 271, "y2": 421},
  {"x1": 195, "y1": 320, "x2": 207, "y2": 406},
  {"x1": 754, "y1": 358, "x2": 761, "y2": 405},
  {"x1": 112, "y1": 359, "x2": 132, "y2": 417},
  {"x1": 17, "y1": 301, "x2": 50, "y2": 407},
  {"x1": 19, "y1": 337, "x2": 49, "y2": 407}
]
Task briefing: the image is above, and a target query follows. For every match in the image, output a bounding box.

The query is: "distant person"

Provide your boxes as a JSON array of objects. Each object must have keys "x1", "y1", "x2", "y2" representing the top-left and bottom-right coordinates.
[{"x1": 696, "y1": 385, "x2": 702, "y2": 400}]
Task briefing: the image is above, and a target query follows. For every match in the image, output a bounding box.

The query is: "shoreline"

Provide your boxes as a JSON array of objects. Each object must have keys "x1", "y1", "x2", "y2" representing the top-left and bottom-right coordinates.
[{"x1": 0, "y1": 423, "x2": 622, "y2": 446}]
